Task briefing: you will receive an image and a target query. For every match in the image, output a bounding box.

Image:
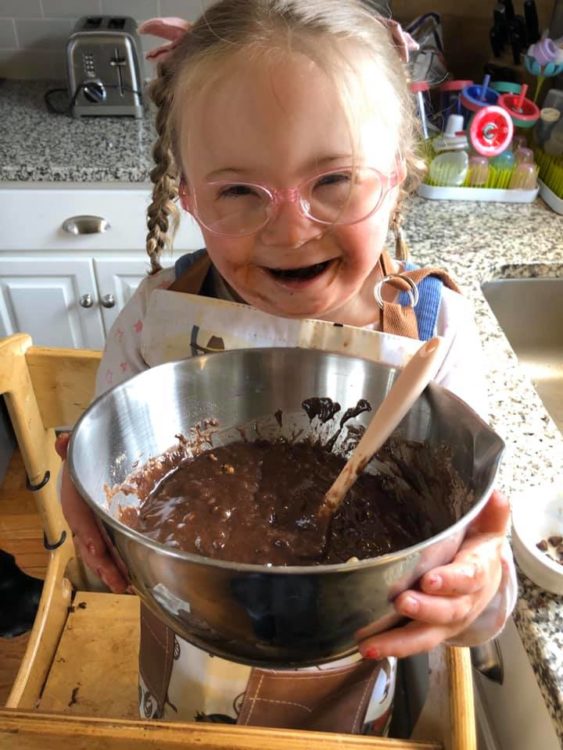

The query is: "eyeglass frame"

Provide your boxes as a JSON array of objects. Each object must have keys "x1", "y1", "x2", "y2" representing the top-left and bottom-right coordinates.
[{"x1": 181, "y1": 164, "x2": 404, "y2": 238}]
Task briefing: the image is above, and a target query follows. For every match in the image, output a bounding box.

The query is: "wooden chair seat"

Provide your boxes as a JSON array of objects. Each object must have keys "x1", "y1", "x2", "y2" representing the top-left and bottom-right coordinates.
[{"x1": 0, "y1": 334, "x2": 476, "y2": 749}]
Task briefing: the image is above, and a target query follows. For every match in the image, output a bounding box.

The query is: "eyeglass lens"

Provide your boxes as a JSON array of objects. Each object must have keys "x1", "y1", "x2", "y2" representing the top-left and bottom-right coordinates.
[{"x1": 196, "y1": 168, "x2": 386, "y2": 236}]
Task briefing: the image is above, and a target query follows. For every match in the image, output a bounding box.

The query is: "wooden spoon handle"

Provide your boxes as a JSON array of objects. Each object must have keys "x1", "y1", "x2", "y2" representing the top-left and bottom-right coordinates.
[{"x1": 321, "y1": 337, "x2": 446, "y2": 517}]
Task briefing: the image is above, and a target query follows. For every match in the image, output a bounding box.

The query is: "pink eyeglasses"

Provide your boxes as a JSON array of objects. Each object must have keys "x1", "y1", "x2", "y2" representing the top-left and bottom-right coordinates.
[{"x1": 188, "y1": 166, "x2": 402, "y2": 237}]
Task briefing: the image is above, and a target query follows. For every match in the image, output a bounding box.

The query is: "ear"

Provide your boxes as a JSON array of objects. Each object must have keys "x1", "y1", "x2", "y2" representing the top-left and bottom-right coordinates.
[
  {"x1": 178, "y1": 178, "x2": 193, "y2": 212},
  {"x1": 395, "y1": 159, "x2": 408, "y2": 186}
]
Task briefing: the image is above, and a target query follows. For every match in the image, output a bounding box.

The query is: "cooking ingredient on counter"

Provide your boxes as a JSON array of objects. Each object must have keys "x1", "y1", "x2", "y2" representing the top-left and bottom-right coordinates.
[{"x1": 536, "y1": 536, "x2": 563, "y2": 564}]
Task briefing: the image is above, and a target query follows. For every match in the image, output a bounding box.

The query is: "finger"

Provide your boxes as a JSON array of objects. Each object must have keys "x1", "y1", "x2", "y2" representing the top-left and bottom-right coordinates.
[
  {"x1": 75, "y1": 537, "x2": 128, "y2": 594},
  {"x1": 60, "y1": 464, "x2": 108, "y2": 558},
  {"x1": 394, "y1": 590, "x2": 475, "y2": 625},
  {"x1": 420, "y1": 534, "x2": 503, "y2": 596},
  {"x1": 467, "y1": 490, "x2": 510, "y2": 537},
  {"x1": 55, "y1": 432, "x2": 71, "y2": 459},
  {"x1": 359, "y1": 620, "x2": 449, "y2": 660}
]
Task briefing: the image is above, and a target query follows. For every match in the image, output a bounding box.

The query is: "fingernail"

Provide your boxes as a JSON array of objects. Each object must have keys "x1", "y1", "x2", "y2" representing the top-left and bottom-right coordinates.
[
  {"x1": 402, "y1": 595, "x2": 419, "y2": 615},
  {"x1": 364, "y1": 646, "x2": 381, "y2": 660},
  {"x1": 426, "y1": 574, "x2": 442, "y2": 591}
]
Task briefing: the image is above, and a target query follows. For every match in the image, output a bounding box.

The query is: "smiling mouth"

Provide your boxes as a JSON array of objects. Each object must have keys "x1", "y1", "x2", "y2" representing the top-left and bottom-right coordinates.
[{"x1": 266, "y1": 260, "x2": 333, "y2": 281}]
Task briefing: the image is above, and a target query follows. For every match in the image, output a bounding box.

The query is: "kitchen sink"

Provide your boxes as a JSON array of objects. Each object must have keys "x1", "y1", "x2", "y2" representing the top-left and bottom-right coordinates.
[{"x1": 481, "y1": 277, "x2": 563, "y2": 433}]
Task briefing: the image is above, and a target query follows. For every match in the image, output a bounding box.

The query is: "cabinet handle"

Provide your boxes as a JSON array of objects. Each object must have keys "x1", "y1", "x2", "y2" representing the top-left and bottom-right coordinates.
[
  {"x1": 101, "y1": 293, "x2": 116, "y2": 308},
  {"x1": 79, "y1": 294, "x2": 94, "y2": 309},
  {"x1": 62, "y1": 215, "x2": 110, "y2": 235}
]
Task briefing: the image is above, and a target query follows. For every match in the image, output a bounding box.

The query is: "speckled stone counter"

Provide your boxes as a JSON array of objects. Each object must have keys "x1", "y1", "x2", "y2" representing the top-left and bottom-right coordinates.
[
  {"x1": 0, "y1": 80, "x2": 155, "y2": 182},
  {"x1": 2, "y1": 79, "x2": 563, "y2": 741},
  {"x1": 403, "y1": 199, "x2": 563, "y2": 743}
]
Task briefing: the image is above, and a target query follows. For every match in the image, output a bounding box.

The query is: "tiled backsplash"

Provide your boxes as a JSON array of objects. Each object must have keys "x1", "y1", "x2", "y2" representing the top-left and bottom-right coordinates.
[{"x1": 0, "y1": 0, "x2": 213, "y2": 79}]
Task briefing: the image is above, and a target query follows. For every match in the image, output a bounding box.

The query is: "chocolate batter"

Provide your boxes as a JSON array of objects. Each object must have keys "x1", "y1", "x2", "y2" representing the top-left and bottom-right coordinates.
[{"x1": 121, "y1": 437, "x2": 466, "y2": 566}]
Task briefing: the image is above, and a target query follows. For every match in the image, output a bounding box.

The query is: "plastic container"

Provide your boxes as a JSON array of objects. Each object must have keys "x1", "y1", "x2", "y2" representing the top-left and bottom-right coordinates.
[
  {"x1": 498, "y1": 85, "x2": 540, "y2": 128},
  {"x1": 543, "y1": 116, "x2": 563, "y2": 156},
  {"x1": 417, "y1": 183, "x2": 539, "y2": 202},
  {"x1": 438, "y1": 79, "x2": 473, "y2": 125},
  {"x1": 490, "y1": 81, "x2": 522, "y2": 94},
  {"x1": 539, "y1": 179, "x2": 563, "y2": 213},
  {"x1": 511, "y1": 482, "x2": 563, "y2": 596},
  {"x1": 432, "y1": 114, "x2": 468, "y2": 152},
  {"x1": 542, "y1": 88, "x2": 563, "y2": 114},
  {"x1": 469, "y1": 106, "x2": 513, "y2": 156},
  {"x1": 533, "y1": 107, "x2": 561, "y2": 147}
]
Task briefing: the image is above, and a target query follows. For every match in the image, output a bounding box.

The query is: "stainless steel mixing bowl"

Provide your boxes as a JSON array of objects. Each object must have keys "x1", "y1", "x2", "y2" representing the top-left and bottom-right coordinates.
[{"x1": 68, "y1": 348, "x2": 504, "y2": 667}]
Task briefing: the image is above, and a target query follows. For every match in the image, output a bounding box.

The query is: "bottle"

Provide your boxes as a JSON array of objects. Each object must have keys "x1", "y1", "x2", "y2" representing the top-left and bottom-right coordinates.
[
  {"x1": 429, "y1": 114, "x2": 469, "y2": 186},
  {"x1": 543, "y1": 116, "x2": 563, "y2": 156},
  {"x1": 533, "y1": 107, "x2": 561, "y2": 148}
]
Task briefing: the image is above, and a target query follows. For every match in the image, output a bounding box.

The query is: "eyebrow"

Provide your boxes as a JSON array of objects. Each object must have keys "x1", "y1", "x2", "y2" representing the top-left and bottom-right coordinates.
[{"x1": 204, "y1": 155, "x2": 354, "y2": 182}]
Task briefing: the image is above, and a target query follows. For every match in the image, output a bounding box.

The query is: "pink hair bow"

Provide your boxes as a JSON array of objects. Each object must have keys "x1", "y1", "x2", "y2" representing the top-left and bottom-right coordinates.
[
  {"x1": 137, "y1": 17, "x2": 192, "y2": 61},
  {"x1": 383, "y1": 19, "x2": 419, "y2": 64}
]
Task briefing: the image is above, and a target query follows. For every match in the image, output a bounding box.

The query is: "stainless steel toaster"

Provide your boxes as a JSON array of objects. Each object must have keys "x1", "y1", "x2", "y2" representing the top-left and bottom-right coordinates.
[{"x1": 66, "y1": 16, "x2": 144, "y2": 118}]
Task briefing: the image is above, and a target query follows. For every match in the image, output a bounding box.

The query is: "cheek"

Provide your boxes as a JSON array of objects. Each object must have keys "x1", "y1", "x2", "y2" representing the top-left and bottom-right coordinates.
[
  {"x1": 203, "y1": 233, "x2": 254, "y2": 272},
  {"x1": 337, "y1": 215, "x2": 389, "y2": 269}
]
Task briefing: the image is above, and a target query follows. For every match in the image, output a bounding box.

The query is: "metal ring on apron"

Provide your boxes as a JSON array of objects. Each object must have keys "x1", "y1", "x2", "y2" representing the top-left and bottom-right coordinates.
[{"x1": 374, "y1": 274, "x2": 419, "y2": 310}]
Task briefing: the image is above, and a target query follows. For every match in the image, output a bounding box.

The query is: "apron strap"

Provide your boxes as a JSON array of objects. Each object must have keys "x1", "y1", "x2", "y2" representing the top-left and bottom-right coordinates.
[
  {"x1": 139, "y1": 604, "x2": 176, "y2": 715},
  {"x1": 169, "y1": 251, "x2": 212, "y2": 295},
  {"x1": 378, "y1": 250, "x2": 461, "y2": 340}
]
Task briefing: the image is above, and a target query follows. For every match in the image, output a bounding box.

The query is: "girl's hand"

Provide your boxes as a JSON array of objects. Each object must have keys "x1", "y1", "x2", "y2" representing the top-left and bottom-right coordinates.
[
  {"x1": 359, "y1": 491, "x2": 511, "y2": 660},
  {"x1": 56, "y1": 433, "x2": 129, "y2": 594}
]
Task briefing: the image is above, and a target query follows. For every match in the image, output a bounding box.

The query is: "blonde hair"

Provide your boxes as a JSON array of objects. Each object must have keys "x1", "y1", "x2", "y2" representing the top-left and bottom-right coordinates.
[{"x1": 145, "y1": 0, "x2": 422, "y2": 273}]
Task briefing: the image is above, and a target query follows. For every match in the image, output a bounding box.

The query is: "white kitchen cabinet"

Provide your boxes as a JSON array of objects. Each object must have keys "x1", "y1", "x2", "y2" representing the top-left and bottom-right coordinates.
[
  {"x1": 93, "y1": 257, "x2": 149, "y2": 333},
  {"x1": 0, "y1": 256, "x2": 106, "y2": 349},
  {"x1": 0, "y1": 184, "x2": 205, "y2": 349}
]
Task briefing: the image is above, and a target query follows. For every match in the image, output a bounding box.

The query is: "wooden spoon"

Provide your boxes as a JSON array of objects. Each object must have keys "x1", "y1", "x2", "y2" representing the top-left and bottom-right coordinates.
[{"x1": 319, "y1": 336, "x2": 446, "y2": 519}]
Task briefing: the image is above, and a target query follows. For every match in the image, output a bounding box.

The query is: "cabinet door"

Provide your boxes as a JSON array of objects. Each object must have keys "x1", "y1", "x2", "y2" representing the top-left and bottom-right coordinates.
[
  {"x1": 93, "y1": 257, "x2": 150, "y2": 334},
  {"x1": 0, "y1": 257, "x2": 105, "y2": 349}
]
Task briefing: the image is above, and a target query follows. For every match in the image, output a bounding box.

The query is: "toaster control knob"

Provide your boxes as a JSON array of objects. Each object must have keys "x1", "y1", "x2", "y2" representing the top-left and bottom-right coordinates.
[{"x1": 82, "y1": 79, "x2": 107, "y2": 103}]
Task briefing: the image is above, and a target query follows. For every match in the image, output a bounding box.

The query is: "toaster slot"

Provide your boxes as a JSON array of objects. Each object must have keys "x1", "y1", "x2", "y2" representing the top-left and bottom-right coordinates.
[
  {"x1": 108, "y1": 18, "x2": 127, "y2": 30},
  {"x1": 84, "y1": 17, "x2": 102, "y2": 29}
]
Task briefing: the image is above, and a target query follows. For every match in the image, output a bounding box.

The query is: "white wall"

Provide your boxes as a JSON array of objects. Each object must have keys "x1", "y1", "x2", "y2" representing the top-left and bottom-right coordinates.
[{"x1": 0, "y1": 0, "x2": 213, "y2": 79}]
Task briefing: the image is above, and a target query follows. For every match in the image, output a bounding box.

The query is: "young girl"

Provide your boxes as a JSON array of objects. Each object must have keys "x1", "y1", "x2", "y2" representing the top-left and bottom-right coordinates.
[{"x1": 59, "y1": 0, "x2": 516, "y2": 735}]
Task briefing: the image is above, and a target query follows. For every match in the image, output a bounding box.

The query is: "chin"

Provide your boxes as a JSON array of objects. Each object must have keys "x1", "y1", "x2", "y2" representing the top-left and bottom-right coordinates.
[{"x1": 250, "y1": 294, "x2": 341, "y2": 321}]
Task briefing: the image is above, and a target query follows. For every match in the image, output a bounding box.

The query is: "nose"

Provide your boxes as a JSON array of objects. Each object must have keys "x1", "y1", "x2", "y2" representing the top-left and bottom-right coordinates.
[{"x1": 259, "y1": 194, "x2": 323, "y2": 248}]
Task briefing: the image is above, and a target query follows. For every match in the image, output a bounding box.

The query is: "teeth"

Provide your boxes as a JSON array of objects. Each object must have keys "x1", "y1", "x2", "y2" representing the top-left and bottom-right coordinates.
[{"x1": 270, "y1": 261, "x2": 330, "y2": 280}]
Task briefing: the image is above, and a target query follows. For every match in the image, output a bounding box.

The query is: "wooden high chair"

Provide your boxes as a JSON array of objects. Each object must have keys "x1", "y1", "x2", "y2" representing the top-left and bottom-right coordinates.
[{"x1": 0, "y1": 333, "x2": 476, "y2": 750}]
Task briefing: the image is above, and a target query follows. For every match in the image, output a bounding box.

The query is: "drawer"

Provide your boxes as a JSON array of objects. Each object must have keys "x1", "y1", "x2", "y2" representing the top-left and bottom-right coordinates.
[{"x1": 0, "y1": 184, "x2": 204, "y2": 253}]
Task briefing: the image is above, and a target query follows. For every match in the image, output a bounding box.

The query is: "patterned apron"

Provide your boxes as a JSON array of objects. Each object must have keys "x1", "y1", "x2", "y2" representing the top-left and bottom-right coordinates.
[{"x1": 134, "y1": 250, "x2": 460, "y2": 734}]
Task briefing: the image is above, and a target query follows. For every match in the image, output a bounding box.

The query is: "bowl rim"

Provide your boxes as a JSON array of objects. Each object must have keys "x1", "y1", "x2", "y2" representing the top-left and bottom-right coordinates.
[
  {"x1": 511, "y1": 483, "x2": 563, "y2": 576},
  {"x1": 68, "y1": 348, "x2": 505, "y2": 576}
]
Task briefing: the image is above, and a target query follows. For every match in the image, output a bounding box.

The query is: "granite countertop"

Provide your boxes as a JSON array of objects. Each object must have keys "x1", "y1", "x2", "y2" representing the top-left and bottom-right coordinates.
[
  {"x1": 2, "y1": 80, "x2": 563, "y2": 739},
  {"x1": 0, "y1": 80, "x2": 155, "y2": 182},
  {"x1": 403, "y1": 199, "x2": 563, "y2": 743}
]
